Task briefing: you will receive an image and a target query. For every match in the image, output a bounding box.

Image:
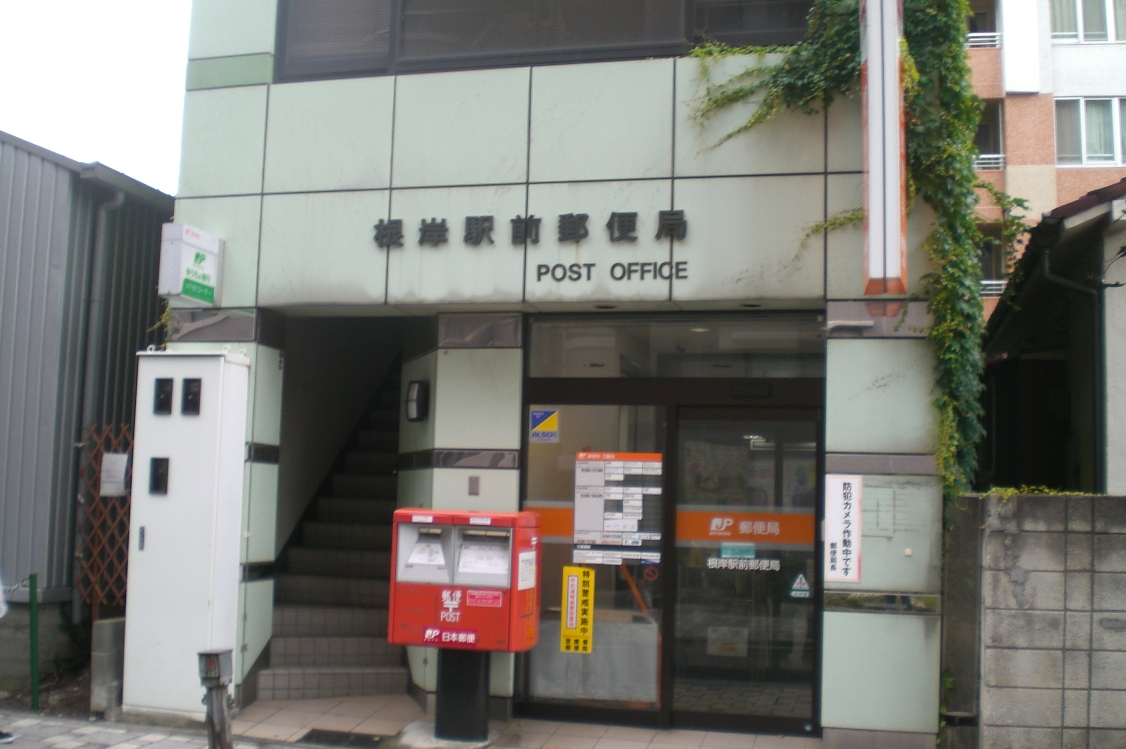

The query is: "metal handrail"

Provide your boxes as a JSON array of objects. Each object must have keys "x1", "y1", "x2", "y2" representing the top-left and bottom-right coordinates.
[
  {"x1": 980, "y1": 278, "x2": 1007, "y2": 296},
  {"x1": 966, "y1": 32, "x2": 1001, "y2": 48},
  {"x1": 974, "y1": 154, "x2": 1006, "y2": 170}
]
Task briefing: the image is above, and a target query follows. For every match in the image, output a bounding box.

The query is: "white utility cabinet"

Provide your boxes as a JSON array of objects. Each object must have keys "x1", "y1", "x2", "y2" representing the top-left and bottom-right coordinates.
[{"x1": 123, "y1": 351, "x2": 249, "y2": 717}]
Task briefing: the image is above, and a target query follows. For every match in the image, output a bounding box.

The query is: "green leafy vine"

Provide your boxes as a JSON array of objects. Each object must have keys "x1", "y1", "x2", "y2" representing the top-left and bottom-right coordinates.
[{"x1": 693, "y1": 0, "x2": 989, "y2": 502}]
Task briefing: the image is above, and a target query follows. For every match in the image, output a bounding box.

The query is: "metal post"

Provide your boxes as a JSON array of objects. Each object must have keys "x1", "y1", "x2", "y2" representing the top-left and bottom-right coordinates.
[
  {"x1": 198, "y1": 650, "x2": 233, "y2": 749},
  {"x1": 435, "y1": 648, "x2": 490, "y2": 741},
  {"x1": 205, "y1": 686, "x2": 233, "y2": 749},
  {"x1": 29, "y1": 573, "x2": 39, "y2": 711}
]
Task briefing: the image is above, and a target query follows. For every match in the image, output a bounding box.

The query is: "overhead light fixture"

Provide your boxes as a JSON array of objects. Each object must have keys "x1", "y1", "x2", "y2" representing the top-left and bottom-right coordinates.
[
  {"x1": 405, "y1": 380, "x2": 430, "y2": 422},
  {"x1": 741, "y1": 303, "x2": 763, "y2": 309},
  {"x1": 594, "y1": 304, "x2": 616, "y2": 310},
  {"x1": 689, "y1": 327, "x2": 710, "y2": 333}
]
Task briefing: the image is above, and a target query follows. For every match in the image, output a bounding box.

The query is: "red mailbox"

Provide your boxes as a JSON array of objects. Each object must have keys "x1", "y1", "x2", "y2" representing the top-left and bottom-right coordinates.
[{"x1": 388, "y1": 509, "x2": 541, "y2": 652}]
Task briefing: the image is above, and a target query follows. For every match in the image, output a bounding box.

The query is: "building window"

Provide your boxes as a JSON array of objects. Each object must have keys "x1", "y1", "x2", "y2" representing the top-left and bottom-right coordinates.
[
  {"x1": 1051, "y1": 0, "x2": 1126, "y2": 40},
  {"x1": 1056, "y1": 97, "x2": 1126, "y2": 165},
  {"x1": 276, "y1": 0, "x2": 813, "y2": 81},
  {"x1": 974, "y1": 101, "x2": 1005, "y2": 169}
]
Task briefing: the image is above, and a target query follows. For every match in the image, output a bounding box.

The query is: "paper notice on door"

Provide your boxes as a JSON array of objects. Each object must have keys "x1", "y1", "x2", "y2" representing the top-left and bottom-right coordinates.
[
  {"x1": 604, "y1": 518, "x2": 638, "y2": 532},
  {"x1": 457, "y1": 543, "x2": 510, "y2": 575},
  {"x1": 407, "y1": 538, "x2": 446, "y2": 567}
]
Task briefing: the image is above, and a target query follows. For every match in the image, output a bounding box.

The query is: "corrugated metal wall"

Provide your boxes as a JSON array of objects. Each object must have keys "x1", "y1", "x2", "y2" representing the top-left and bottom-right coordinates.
[
  {"x1": 0, "y1": 139, "x2": 79, "y2": 597},
  {"x1": 0, "y1": 134, "x2": 169, "y2": 599}
]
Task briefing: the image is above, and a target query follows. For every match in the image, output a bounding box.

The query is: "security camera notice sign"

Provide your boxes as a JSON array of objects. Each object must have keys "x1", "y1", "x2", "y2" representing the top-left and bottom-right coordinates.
[{"x1": 824, "y1": 474, "x2": 862, "y2": 583}]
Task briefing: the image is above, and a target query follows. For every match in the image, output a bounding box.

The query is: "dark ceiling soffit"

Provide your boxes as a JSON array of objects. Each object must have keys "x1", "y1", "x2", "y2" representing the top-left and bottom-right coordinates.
[{"x1": 0, "y1": 129, "x2": 174, "y2": 215}]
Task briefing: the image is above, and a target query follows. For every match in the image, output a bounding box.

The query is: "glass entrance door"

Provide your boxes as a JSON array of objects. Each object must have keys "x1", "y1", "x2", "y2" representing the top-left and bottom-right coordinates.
[{"x1": 672, "y1": 410, "x2": 818, "y2": 728}]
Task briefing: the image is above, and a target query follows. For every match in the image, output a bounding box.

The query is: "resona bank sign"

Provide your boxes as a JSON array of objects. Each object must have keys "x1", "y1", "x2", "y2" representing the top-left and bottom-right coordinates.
[
  {"x1": 159, "y1": 223, "x2": 222, "y2": 306},
  {"x1": 374, "y1": 209, "x2": 691, "y2": 284}
]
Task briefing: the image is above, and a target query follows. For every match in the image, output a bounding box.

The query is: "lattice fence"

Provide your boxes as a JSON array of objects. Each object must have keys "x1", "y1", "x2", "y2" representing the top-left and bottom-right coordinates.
[{"x1": 76, "y1": 424, "x2": 133, "y2": 619}]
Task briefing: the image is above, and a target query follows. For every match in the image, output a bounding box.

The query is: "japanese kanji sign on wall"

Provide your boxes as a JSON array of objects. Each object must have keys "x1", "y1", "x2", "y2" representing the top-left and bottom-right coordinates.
[
  {"x1": 560, "y1": 565, "x2": 594, "y2": 654},
  {"x1": 825, "y1": 474, "x2": 862, "y2": 583}
]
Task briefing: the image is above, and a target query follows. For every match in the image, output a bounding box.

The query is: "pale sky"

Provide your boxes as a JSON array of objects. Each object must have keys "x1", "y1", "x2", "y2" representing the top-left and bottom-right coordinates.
[{"x1": 0, "y1": 0, "x2": 192, "y2": 196}]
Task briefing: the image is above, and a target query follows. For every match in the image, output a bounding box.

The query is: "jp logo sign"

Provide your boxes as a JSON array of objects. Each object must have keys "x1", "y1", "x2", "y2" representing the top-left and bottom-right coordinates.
[{"x1": 710, "y1": 517, "x2": 734, "y2": 533}]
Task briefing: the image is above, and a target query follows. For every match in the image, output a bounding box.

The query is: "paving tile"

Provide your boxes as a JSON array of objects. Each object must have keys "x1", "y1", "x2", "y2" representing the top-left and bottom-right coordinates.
[
  {"x1": 543, "y1": 735, "x2": 600, "y2": 749},
  {"x1": 136, "y1": 734, "x2": 170, "y2": 743},
  {"x1": 495, "y1": 730, "x2": 553, "y2": 748},
  {"x1": 52, "y1": 741, "x2": 87, "y2": 749},
  {"x1": 750, "y1": 737, "x2": 808, "y2": 749},
  {"x1": 603, "y1": 728, "x2": 656, "y2": 742},
  {"x1": 231, "y1": 720, "x2": 258, "y2": 736},
  {"x1": 593, "y1": 739, "x2": 648, "y2": 749},
  {"x1": 308, "y1": 714, "x2": 366, "y2": 732},
  {"x1": 259, "y1": 710, "x2": 322, "y2": 728},
  {"x1": 512, "y1": 720, "x2": 564, "y2": 734},
  {"x1": 649, "y1": 729, "x2": 709, "y2": 747},
  {"x1": 553, "y1": 724, "x2": 610, "y2": 738},
  {"x1": 353, "y1": 718, "x2": 409, "y2": 736},
  {"x1": 701, "y1": 732, "x2": 757, "y2": 749},
  {"x1": 240, "y1": 723, "x2": 304, "y2": 741}
]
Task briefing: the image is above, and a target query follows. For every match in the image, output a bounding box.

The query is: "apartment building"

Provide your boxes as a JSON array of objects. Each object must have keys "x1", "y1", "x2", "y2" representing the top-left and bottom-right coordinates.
[{"x1": 968, "y1": 0, "x2": 1126, "y2": 310}]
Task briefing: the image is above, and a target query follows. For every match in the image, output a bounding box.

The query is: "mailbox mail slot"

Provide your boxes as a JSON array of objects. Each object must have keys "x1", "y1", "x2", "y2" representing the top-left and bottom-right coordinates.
[{"x1": 388, "y1": 509, "x2": 541, "y2": 652}]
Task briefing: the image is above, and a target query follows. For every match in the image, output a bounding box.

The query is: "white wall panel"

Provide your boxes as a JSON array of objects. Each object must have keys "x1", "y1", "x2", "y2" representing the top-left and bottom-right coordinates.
[
  {"x1": 1001, "y1": 0, "x2": 1042, "y2": 93},
  {"x1": 530, "y1": 59, "x2": 674, "y2": 182},
  {"x1": 674, "y1": 56, "x2": 825, "y2": 177},
  {"x1": 174, "y1": 196, "x2": 263, "y2": 308},
  {"x1": 524, "y1": 180, "x2": 673, "y2": 304},
  {"x1": 392, "y1": 67, "x2": 531, "y2": 188},
  {"x1": 671, "y1": 175, "x2": 824, "y2": 303},
  {"x1": 258, "y1": 191, "x2": 388, "y2": 307},
  {"x1": 387, "y1": 185, "x2": 527, "y2": 304},
  {"x1": 826, "y1": 339, "x2": 938, "y2": 454},
  {"x1": 1052, "y1": 45, "x2": 1126, "y2": 97},
  {"x1": 179, "y1": 87, "x2": 268, "y2": 198},
  {"x1": 264, "y1": 78, "x2": 395, "y2": 193},
  {"x1": 433, "y1": 348, "x2": 523, "y2": 449},
  {"x1": 188, "y1": 0, "x2": 276, "y2": 60}
]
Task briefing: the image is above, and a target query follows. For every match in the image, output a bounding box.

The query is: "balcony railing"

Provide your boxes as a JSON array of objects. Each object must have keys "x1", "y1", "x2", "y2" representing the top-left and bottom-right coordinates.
[
  {"x1": 974, "y1": 154, "x2": 1006, "y2": 170},
  {"x1": 966, "y1": 32, "x2": 1001, "y2": 48},
  {"x1": 981, "y1": 278, "x2": 1007, "y2": 296}
]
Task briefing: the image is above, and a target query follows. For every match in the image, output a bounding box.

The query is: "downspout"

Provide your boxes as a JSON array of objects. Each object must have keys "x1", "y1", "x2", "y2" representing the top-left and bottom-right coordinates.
[
  {"x1": 72, "y1": 189, "x2": 126, "y2": 622},
  {"x1": 1041, "y1": 249, "x2": 1105, "y2": 492}
]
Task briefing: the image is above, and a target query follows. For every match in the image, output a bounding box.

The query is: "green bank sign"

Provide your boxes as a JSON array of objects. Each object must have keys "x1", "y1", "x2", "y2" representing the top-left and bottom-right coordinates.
[{"x1": 159, "y1": 223, "x2": 222, "y2": 307}]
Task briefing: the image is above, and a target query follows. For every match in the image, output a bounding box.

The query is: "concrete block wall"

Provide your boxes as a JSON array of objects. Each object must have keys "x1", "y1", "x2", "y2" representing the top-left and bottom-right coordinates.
[{"x1": 980, "y1": 494, "x2": 1126, "y2": 748}]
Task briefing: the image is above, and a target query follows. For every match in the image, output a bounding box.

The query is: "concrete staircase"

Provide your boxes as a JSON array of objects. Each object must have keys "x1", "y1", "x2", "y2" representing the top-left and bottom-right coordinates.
[{"x1": 256, "y1": 382, "x2": 409, "y2": 701}]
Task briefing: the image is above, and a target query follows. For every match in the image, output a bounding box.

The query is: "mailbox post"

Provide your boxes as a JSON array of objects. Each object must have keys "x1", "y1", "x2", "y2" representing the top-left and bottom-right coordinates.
[
  {"x1": 388, "y1": 510, "x2": 541, "y2": 741},
  {"x1": 198, "y1": 650, "x2": 233, "y2": 749}
]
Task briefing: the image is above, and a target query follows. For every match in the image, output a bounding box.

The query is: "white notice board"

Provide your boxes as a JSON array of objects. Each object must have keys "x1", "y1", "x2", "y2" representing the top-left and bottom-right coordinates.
[{"x1": 824, "y1": 474, "x2": 862, "y2": 582}]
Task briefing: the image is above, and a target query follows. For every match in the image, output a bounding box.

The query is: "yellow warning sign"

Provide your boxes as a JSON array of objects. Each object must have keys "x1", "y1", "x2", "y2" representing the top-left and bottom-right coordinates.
[{"x1": 560, "y1": 565, "x2": 594, "y2": 653}]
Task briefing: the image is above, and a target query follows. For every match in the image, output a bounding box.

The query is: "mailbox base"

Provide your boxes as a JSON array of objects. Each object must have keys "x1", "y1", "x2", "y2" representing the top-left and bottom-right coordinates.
[{"x1": 435, "y1": 649, "x2": 490, "y2": 741}]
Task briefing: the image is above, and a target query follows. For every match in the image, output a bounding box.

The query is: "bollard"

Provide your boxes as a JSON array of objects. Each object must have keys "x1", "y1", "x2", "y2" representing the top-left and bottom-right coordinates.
[
  {"x1": 198, "y1": 650, "x2": 233, "y2": 749},
  {"x1": 29, "y1": 573, "x2": 39, "y2": 711}
]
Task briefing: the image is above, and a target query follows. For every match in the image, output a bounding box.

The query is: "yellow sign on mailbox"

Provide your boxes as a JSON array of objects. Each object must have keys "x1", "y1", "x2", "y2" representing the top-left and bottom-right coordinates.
[{"x1": 560, "y1": 565, "x2": 594, "y2": 653}]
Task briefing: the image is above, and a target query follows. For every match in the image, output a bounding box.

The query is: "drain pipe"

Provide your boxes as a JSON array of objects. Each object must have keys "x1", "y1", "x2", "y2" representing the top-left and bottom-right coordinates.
[
  {"x1": 72, "y1": 189, "x2": 126, "y2": 623},
  {"x1": 1041, "y1": 249, "x2": 1105, "y2": 492}
]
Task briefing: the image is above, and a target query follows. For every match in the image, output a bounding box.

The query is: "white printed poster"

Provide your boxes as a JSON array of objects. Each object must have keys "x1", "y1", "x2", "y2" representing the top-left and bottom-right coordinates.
[{"x1": 824, "y1": 474, "x2": 862, "y2": 583}]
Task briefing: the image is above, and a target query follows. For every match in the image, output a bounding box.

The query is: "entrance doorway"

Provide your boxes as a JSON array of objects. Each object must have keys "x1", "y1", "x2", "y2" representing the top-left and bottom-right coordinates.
[{"x1": 515, "y1": 315, "x2": 824, "y2": 734}]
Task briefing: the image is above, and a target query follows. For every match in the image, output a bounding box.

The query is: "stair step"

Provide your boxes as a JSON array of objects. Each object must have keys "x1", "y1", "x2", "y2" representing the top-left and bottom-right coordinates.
[
  {"x1": 356, "y1": 430, "x2": 399, "y2": 450},
  {"x1": 256, "y1": 665, "x2": 409, "y2": 701},
  {"x1": 270, "y1": 636, "x2": 403, "y2": 667},
  {"x1": 317, "y1": 497, "x2": 396, "y2": 524},
  {"x1": 275, "y1": 574, "x2": 390, "y2": 607},
  {"x1": 287, "y1": 547, "x2": 392, "y2": 578},
  {"x1": 332, "y1": 473, "x2": 397, "y2": 498},
  {"x1": 273, "y1": 605, "x2": 388, "y2": 637},
  {"x1": 345, "y1": 451, "x2": 399, "y2": 475},
  {"x1": 303, "y1": 521, "x2": 393, "y2": 550}
]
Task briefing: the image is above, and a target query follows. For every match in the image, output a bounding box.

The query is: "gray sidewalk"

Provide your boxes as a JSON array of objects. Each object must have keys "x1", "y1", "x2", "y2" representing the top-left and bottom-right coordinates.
[
  {"x1": 1, "y1": 705, "x2": 820, "y2": 749},
  {"x1": 0, "y1": 711, "x2": 271, "y2": 749}
]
